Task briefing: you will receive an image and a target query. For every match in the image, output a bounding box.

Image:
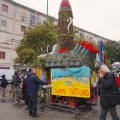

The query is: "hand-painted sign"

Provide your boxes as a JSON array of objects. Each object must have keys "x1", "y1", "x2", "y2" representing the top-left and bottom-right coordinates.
[{"x1": 51, "y1": 67, "x2": 91, "y2": 98}]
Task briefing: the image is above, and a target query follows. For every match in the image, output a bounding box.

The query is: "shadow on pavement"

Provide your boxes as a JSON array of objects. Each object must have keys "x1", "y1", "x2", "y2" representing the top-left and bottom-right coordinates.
[{"x1": 0, "y1": 98, "x2": 13, "y2": 103}]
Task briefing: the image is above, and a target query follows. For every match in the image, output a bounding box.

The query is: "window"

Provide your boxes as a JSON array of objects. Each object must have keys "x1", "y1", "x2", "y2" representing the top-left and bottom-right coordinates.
[
  {"x1": 86, "y1": 36, "x2": 88, "y2": 39},
  {"x1": 30, "y1": 15, "x2": 36, "y2": 25},
  {"x1": 80, "y1": 33, "x2": 84, "y2": 39},
  {"x1": 21, "y1": 26, "x2": 26, "y2": 32},
  {"x1": 1, "y1": 20, "x2": 7, "y2": 27},
  {"x1": 2, "y1": 4, "x2": 8, "y2": 12},
  {"x1": 0, "y1": 52, "x2": 5, "y2": 59},
  {"x1": 37, "y1": 17, "x2": 40, "y2": 24},
  {"x1": 89, "y1": 37, "x2": 92, "y2": 40},
  {"x1": 22, "y1": 12, "x2": 27, "y2": 18}
]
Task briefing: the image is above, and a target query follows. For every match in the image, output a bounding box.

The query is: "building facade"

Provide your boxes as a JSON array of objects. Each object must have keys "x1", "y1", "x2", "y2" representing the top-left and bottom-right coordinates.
[
  {"x1": 0, "y1": 0, "x2": 109, "y2": 68},
  {"x1": 75, "y1": 26, "x2": 109, "y2": 45}
]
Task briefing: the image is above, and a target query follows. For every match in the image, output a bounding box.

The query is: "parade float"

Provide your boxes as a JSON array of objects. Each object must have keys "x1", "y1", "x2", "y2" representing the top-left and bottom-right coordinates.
[{"x1": 36, "y1": 0, "x2": 99, "y2": 119}]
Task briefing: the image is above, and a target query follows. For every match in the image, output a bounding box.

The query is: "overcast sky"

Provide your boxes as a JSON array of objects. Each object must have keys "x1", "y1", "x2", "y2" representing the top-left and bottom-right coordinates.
[{"x1": 14, "y1": 0, "x2": 120, "y2": 41}]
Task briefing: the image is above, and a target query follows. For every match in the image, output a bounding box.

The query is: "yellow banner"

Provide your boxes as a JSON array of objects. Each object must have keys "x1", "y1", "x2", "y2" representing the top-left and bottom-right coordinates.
[{"x1": 51, "y1": 76, "x2": 90, "y2": 98}]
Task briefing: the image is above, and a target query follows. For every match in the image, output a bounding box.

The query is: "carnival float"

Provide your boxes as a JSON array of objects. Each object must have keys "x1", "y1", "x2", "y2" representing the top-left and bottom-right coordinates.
[{"x1": 36, "y1": 0, "x2": 99, "y2": 119}]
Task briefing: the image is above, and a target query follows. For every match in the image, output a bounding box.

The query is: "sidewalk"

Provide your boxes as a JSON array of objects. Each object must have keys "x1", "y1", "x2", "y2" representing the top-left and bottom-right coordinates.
[{"x1": 0, "y1": 87, "x2": 120, "y2": 120}]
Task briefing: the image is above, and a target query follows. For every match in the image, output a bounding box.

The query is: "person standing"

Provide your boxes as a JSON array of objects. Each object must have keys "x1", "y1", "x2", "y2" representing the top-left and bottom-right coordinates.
[
  {"x1": 12, "y1": 71, "x2": 20, "y2": 104},
  {"x1": 1, "y1": 74, "x2": 8, "y2": 97},
  {"x1": 26, "y1": 67, "x2": 48, "y2": 118},
  {"x1": 98, "y1": 64, "x2": 120, "y2": 120},
  {"x1": 22, "y1": 72, "x2": 28, "y2": 106}
]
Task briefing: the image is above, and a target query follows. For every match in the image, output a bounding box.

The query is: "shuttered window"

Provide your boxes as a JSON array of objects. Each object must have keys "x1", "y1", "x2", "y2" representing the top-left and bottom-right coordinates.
[
  {"x1": 2, "y1": 4, "x2": 8, "y2": 12},
  {"x1": 0, "y1": 52, "x2": 5, "y2": 59}
]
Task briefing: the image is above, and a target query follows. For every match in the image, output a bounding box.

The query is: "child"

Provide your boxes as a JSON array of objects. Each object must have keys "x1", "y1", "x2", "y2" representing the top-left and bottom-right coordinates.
[{"x1": 1, "y1": 74, "x2": 8, "y2": 97}]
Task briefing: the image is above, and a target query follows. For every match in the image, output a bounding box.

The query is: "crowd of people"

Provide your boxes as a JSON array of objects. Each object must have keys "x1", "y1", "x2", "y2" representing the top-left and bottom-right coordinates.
[
  {"x1": 0, "y1": 65, "x2": 120, "y2": 120},
  {"x1": 0, "y1": 67, "x2": 49, "y2": 118}
]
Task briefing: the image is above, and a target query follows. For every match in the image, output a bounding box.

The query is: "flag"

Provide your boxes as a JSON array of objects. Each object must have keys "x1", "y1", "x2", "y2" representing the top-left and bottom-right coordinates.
[
  {"x1": 99, "y1": 41, "x2": 105, "y2": 65},
  {"x1": 99, "y1": 41, "x2": 103, "y2": 64},
  {"x1": 102, "y1": 44, "x2": 107, "y2": 62}
]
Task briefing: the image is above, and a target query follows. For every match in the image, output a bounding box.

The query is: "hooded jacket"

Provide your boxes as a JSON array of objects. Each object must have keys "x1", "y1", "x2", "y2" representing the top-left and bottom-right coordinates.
[
  {"x1": 1, "y1": 75, "x2": 8, "y2": 88},
  {"x1": 12, "y1": 75, "x2": 19, "y2": 88},
  {"x1": 100, "y1": 72, "x2": 118, "y2": 107},
  {"x1": 26, "y1": 72, "x2": 47, "y2": 94}
]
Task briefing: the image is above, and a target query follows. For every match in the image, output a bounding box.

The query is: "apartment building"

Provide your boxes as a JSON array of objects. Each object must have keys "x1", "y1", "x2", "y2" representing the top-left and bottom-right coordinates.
[
  {"x1": 0, "y1": 0, "x2": 109, "y2": 68},
  {"x1": 75, "y1": 26, "x2": 109, "y2": 44}
]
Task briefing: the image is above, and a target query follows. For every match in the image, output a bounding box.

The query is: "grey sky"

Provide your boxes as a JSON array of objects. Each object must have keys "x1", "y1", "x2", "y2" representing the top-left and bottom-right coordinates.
[{"x1": 14, "y1": 0, "x2": 120, "y2": 41}]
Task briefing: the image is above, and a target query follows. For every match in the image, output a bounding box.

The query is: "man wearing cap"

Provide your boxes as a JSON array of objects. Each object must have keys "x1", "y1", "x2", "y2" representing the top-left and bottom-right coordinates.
[{"x1": 0, "y1": 74, "x2": 8, "y2": 97}]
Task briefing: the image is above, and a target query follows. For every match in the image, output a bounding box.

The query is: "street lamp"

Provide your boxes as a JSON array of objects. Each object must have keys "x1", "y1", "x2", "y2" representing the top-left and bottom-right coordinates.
[{"x1": 47, "y1": 0, "x2": 48, "y2": 21}]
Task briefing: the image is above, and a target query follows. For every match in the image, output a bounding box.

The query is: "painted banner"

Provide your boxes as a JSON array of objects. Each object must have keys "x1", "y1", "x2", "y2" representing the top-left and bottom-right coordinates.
[{"x1": 51, "y1": 67, "x2": 91, "y2": 98}]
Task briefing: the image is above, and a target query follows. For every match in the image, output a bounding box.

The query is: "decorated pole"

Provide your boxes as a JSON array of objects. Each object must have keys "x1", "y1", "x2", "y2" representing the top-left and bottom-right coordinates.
[{"x1": 58, "y1": 0, "x2": 73, "y2": 50}]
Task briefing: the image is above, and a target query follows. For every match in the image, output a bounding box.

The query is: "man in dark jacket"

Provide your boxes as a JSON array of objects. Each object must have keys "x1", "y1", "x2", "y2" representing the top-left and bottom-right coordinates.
[
  {"x1": 98, "y1": 65, "x2": 120, "y2": 120},
  {"x1": 26, "y1": 67, "x2": 48, "y2": 118},
  {"x1": 22, "y1": 72, "x2": 28, "y2": 106},
  {"x1": 0, "y1": 74, "x2": 8, "y2": 97}
]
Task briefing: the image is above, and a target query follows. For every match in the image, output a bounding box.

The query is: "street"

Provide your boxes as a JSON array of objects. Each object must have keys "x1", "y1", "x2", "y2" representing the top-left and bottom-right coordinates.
[{"x1": 0, "y1": 85, "x2": 120, "y2": 120}]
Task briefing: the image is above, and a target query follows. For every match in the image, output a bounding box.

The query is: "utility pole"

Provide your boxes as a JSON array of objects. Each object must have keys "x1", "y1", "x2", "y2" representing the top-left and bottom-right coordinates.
[{"x1": 47, "y1": 0, "x2": 48, "y2": 21}]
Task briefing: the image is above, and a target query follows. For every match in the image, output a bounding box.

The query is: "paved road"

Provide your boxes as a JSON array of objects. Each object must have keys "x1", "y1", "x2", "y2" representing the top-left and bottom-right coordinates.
[{"x1": 0, "y1": 85, "x2": 120, "y2": 120}]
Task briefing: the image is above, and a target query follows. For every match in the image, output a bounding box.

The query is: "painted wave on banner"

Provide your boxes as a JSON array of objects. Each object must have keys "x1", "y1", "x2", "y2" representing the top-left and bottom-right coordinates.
[{"x1": 51, "y1": 66, "x2": 91, "y2": 78}]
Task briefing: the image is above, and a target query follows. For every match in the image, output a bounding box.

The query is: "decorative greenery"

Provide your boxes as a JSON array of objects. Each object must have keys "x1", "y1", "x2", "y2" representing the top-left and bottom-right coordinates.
[
  {"x1": 14, "y1": 18, "x2": 59, "y2": 64},
  {"x1": 87, "y1": 59, "x2": 100, "y2": 72},
  {"x1": 28, "y1": 58, "x2": 45, "y2": 67},
  {"x1": 104, "y1": 40, "x2": 120, "y2": 65}
]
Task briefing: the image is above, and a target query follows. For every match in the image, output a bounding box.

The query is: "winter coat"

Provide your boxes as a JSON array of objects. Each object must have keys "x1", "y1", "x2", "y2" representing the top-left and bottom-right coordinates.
[
  {"x1": 99, "y1": 72, "x2": 118, "y2": 107},
  {"x1": 26, "y1": 72, "x2": 48, "y2": 94},
  {"x1": 12, "y1": 75, "x2": 19, "y2": 88},
  {"x1": 1, "y1": 78, "x2": 8, "y2": 88}
]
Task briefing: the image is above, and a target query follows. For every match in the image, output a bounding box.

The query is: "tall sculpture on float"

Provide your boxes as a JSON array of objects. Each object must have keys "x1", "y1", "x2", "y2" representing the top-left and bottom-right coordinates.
[
  {"x1": 58, "y1": 0, "x2": 73, "y2": 50},
  {"x1": 38, "y1": 0, "x2": 99, "y2": 67}
]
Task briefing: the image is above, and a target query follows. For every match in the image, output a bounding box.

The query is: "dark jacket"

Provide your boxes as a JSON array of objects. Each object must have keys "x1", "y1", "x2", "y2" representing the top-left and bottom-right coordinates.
[
  {"x1": 100, "y1": 72, "x2": 118, "y2": 107},
  {"x1": 1, "y1": 78, "x2": 8, "y2": 88},
  {"x1": 12, "y1": 75, "x2": 19, "y2": 88},
  {"x1": 26, "y1": 72, "x2": 47, "y2": 94},
  {"x1": 22, "y1": 77, "x2": 28, "y2": 105}
]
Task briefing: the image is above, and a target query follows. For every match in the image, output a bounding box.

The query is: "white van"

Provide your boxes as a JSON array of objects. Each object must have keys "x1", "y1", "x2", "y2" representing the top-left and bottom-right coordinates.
[{"x1": 0, "y1": 67, "x2": 14, "y2": 84}]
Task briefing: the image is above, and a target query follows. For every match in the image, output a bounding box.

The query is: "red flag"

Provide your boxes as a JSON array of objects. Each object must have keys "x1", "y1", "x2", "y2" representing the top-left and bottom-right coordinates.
[{"x1": 103, "y1": 53, "x2": 107, "y2": 60}]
